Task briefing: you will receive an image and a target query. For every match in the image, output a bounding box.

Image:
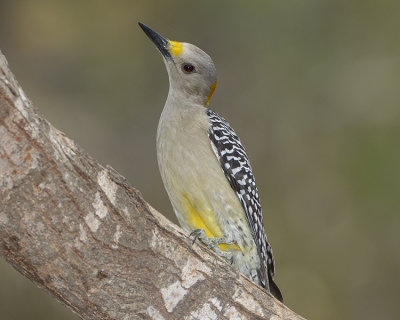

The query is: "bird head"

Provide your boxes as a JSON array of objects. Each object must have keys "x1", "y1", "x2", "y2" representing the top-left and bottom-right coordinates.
[{"x1": 139, "y1": 22, "x2": 217, "y2": 107}]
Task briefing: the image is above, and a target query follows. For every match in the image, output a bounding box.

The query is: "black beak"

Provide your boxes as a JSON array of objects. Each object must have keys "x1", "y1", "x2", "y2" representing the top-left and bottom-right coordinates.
[{"x1": 139, "y1": 22, "x2": 172, "y2": 60}]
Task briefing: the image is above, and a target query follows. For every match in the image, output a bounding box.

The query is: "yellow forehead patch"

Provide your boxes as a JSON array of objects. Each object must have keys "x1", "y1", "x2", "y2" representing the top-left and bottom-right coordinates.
[
  {"x1": 168, "y1": 40, "x2": 183, "y2": 56},
  {"x1": 206, "y1": 81, "x2": 217, "y2": 107}
]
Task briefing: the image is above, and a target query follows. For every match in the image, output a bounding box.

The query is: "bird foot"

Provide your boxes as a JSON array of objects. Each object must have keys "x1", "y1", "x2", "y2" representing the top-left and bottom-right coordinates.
[{"x1": 190, "y1": 229, "x2": 234, "y2": 260}]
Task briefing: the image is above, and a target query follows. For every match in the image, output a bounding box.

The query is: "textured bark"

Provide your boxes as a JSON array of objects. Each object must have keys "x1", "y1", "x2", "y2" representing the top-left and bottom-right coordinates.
[{"x1": 0, "y1": 50, "x2": 305, "y2": 320}]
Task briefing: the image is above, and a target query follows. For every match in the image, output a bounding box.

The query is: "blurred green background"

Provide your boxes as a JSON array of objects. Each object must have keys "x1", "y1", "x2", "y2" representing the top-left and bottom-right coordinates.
[{"x1": 1, "y1": 1, "x2": 400, "y2": 319}]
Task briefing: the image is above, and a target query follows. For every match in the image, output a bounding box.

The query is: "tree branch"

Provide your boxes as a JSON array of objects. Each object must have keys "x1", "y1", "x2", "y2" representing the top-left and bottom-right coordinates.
[{"x1": 0, "y1": 51, "x2": 305, "y2": 320}]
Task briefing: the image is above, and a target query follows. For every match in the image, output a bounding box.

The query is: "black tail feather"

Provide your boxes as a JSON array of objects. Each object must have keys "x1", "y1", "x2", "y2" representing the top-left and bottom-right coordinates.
[{"x1": 268, "y1": 273, "x2": 283, "y2": 302}]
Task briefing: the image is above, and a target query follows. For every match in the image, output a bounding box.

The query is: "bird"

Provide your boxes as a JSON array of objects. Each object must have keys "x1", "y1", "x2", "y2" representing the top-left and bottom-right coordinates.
[{"x1": 139, "y1": 22, "x2": 282, "y2": 302}]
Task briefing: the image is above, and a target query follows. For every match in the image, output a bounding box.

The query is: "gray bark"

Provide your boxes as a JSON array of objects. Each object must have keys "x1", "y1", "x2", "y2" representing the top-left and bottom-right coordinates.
[{"x1": 0, "y1": 51, "x2": 305, "y2": 320}]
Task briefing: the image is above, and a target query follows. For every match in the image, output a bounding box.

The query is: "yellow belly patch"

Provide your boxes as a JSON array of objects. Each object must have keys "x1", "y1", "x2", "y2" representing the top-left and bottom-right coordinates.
[{"x1": 182, "y1": 194, "x2": 241, "y2": 251}]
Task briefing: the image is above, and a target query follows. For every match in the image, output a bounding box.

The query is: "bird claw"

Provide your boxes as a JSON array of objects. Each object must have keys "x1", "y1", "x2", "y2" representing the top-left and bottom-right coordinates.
[
  {"x1": 189, "y1": 229, "x2": 234, "y2": 260},
  {"x1": 190, "y1": 229, "x2": 207, "y2": 245}
]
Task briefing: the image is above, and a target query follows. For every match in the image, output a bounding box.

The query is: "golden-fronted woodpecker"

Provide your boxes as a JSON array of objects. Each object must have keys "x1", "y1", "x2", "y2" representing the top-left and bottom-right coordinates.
[{"x1": 139, "y1": 22, "x2": 282, "y2": 301}]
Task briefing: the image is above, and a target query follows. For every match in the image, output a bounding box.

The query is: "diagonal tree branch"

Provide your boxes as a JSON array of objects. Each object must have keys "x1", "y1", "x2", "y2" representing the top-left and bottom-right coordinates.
[{"x1": 0, "y1": 50, "x2": 305, "y2": 320}]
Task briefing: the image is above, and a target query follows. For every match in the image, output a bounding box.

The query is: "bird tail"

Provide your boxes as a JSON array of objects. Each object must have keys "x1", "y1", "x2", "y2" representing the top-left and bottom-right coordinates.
[{"x1": 268, "y1": 273, "x2": 283, "y2": 302}]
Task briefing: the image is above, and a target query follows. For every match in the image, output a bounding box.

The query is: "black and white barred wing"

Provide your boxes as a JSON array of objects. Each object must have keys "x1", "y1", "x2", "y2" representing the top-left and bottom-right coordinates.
[{"x1": 206, "y1": 109, "x2": 276, "y2": 281}]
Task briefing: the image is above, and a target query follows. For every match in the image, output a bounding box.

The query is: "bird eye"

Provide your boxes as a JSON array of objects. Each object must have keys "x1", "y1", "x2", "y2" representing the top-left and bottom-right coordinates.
[{"x1": 182, "y1": 63, "x2": 195, "y2": 73}]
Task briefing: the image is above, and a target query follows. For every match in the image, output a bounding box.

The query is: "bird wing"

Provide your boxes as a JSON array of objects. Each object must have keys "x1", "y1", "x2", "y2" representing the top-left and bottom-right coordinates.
[{"x1": 206, "y1": 109, "x2": 276, "y2": 284}]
